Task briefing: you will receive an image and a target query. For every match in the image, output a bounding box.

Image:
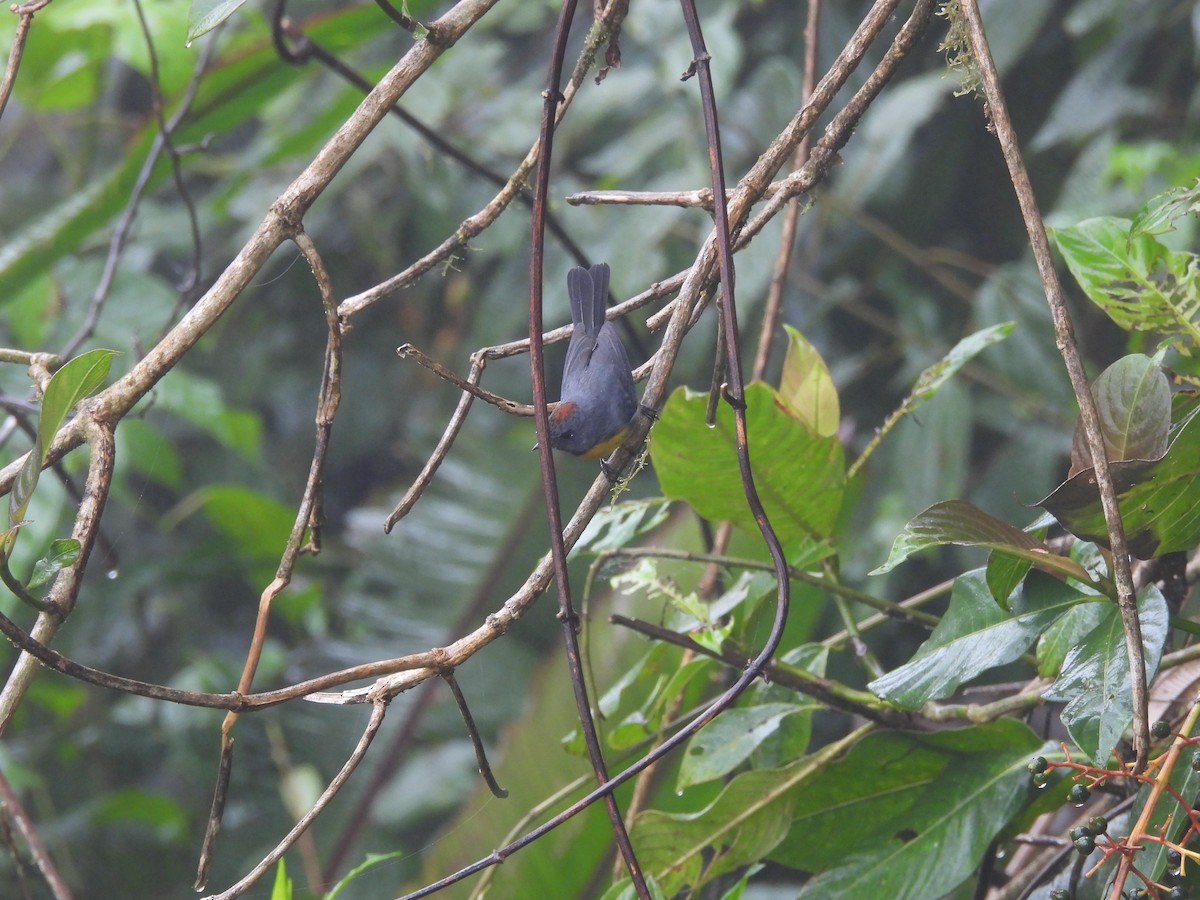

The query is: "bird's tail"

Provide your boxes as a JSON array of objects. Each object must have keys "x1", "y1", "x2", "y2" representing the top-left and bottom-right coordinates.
[{"x1": 567, "y1": 262, "x2": 611, "y2": 336}]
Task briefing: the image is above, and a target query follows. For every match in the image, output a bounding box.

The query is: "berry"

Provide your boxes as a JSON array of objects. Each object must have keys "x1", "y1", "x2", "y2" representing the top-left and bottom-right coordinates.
[
  {"x1": 1087, "y1": 815, "x2": 1107, "y2": 835},
  {"x1": 1068, "y1": 783, "x2": 1091, "y2": 806},
  {"x1": 1069, "y1": 825, "x2": 1090, "y2": 841},
  {"x1": 1050, "y1": 891, "x2": 1069, "y2": 900},
  {"x1": 1168, "y1": 886, "x2": 1187, "y2": 899},
  {"x1": 1168, "y1": 848, "x2": 1183, "y2": 868},
  {"x1": 1192, "y1": 749, "x2": 1200, "y2": 773},
  {"x1": 1032, "y1": 772, "x2": 1049, "y2": 788},
  {"x1": 1028, "y1": 755, "x2": 1049, "y2": 775},
  {"x1": 1073, "y1": 834, "x2": 1095, "y2": 855},
  {"x1": 1153, "y1": 719, "x2": 1172, "y2": 740}
]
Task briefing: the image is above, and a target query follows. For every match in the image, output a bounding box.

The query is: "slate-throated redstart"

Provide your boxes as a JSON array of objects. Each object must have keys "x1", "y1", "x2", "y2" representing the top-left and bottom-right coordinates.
[{"x1": 547, "y1": 263, "x2": 639, "y2": 459}]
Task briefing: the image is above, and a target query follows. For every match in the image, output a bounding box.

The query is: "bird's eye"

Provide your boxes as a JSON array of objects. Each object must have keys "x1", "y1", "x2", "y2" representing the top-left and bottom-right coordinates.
[{"x1": 562, "y1": 430, "x2": 574, "y2": 441}]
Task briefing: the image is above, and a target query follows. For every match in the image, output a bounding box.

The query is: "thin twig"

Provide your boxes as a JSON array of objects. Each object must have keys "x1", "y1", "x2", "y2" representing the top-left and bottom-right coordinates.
[
  {"x1": 384, "y1": 352, "x2": 489, "y2": 530},
  {"x1": 751, "y1": 0, "x2": 821, "y2": 380},
  {"x1": 0, "y1": 765, "x2": 74, "y2": 900},
  {"x1": 955, "y1": 0, "x2": 1148, "y2": 776},
  {"x1": 374, "y1": 0, "x2": 419, "y2": 32},
  {"x1": 443, "y1": 671, "x2": 508, "y2": 798},
  {"x1": 527, "y1": 0, "x2": 648, "y2": 892},
  {"x1": 397, "y1": 344, "x2": 531, "y2": 416}
]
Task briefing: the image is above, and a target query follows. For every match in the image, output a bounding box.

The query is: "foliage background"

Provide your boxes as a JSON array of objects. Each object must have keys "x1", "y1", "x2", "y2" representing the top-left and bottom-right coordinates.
[{"x1": 1, "y1": 0, "x2": 1199, "y2": 898}]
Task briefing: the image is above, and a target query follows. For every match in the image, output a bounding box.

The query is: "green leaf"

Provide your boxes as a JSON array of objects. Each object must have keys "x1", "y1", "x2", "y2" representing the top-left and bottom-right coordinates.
[
  {"x1": 779, "y1": 325, "x2": 839, "y2": 437},
  {"x1": 1129, "y1": 180, "x2": 1200, "y2": 241},
  {"x1": 26, "y1": 678, "x2": 88, "y2": 722},
  {"x1": 677, "y1": 703, "x2": 811, "y2": 790},
  {"x1": 38, "y1": 349, "x2": 118, "y2": 455},
  {"x1": 1043, "y1": 584, "x2": 1169, "y2": 763},
  {"x1": 1035, "y1": 600, "x2": 1107, "y2": 678},
  {"x1": 196, "y1": 485, "x2": 295, "y2": 563},
  {"x1": 269, "y1": 858, "x2": 293, "y2": 900},
  {"x1": 651, "y1": 384, "x2": 845, "y2": 548},
  {"x1": 91, "y1": 789, "x2": 188, "y2": 841},
  {"x1": 149, "y1": 369, "x2": 262, "y2": 463},
  {"x1": 0, "y1": 142, "x2": 155, "y2": 300},
  {"x1": 871, "y1": 499, "x2": 1092, "y2": 583},
  {"x1": 716, "y1": 866, "x2": 761, "y2": 900},
  {"x1": 985, "y1": 550, "x2": 1031, "y2": 604},
  {"x1": 1041, "y1": 402, "x2": 1200, "y2": 557},
  {"x1": 117, "y1": 419, "x2": 184, "y2": 491},
  {"x1": 868, "y1": 570, "x2": 1090, "y2": 708},
  {"x1": 7, "y1": 349, "x2": 118, "y2": 552},
  {"x1": 599, "y1": 875, "x2": 668, "y2": 900},
  {"x1": 325, "y1": 851, "x2": 409, "y2": 900},
  {"x1": 773, "y1": 720, "x2": 1049, "y2": 900},
  {"x1": 903, "y1": 321, "x2": 1016, "y2": 412},
  {"x1": 28, "y1": 539, "x2": 82, "y2": 590},
  {"x1": 186, "y1": 0, "x2": 249, "y2": 44},
  {"x1": 1072, "y1": 354, "x2": 1170, "y2": 468},
  {"x1": 1052, "y1": 217, "x2": 1200, "y2": 352}
]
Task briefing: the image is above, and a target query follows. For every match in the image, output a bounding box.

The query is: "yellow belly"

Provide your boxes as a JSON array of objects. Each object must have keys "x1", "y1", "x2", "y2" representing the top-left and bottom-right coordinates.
[{"x1": 579, "y1": 427, "x2": 631, "y2": 460}]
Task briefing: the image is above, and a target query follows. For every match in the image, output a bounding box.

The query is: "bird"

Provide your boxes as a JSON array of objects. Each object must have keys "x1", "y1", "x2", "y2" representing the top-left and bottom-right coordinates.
[{"x1": 547, "y1": 263, "x2": 639, "y2": 460}]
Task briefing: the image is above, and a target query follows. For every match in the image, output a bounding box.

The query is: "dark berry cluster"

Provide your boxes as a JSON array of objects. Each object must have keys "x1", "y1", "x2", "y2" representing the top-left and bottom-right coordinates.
[{"x1": 1067, "y1": 812, "x2": 1105, "y2": 855}]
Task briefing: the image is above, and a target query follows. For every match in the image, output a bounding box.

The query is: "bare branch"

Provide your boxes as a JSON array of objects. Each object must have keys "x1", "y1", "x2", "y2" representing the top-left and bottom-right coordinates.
[{"x1": 955, "y1": 0, "x2": 1148, "y2": 778}]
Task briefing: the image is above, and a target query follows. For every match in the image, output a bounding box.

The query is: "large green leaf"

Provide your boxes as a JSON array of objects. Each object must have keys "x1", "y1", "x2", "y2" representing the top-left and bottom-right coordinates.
[
  {"x1": 651, "y1": 384, "x2": 845, "y2": 548},
  {"x1": 1041, "y1": 401, "x2": 1200, "y2": 557},
  {"x1": 871, "y1": 499, "x2": 1092, "y2": 583},
  {"x1": 1043, "y1": 584, "x2": 1169, "y2": 763},
  {"x1": 770, "y1": 720, "x2": 1050, "y2": 900},
  {"x1": 868, "y1": 570, "x2": 1091, "y2": 709},
  {"x1": 1052, "y1": 217, "x2": 1200, "y2": 352}
]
